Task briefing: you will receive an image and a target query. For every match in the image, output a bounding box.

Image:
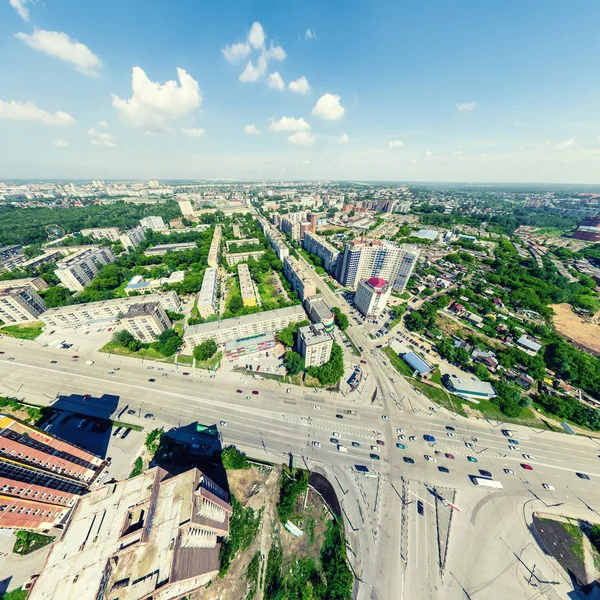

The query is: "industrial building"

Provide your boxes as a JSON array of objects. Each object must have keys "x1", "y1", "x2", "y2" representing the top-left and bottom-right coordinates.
[
  {"x1": 304, "y1": 295, "x2": 335, "y2": 333},
  {"x1": 184, "y1": 305, "x2": 306, "y2": 346},
  {"x1": 0, "y1": 277, "x2": 49, "y2": 293},
  {"x1": 442, "y1": 374, "x2": 496, "y2": 400},
  {"x1": 197, "y1": 267, "x2": 219, "y2": 318},
  {"x1": 40, "y1": 291, "x2": 181, "y2": 328},
  {"x1": 28, "y1": 467, "x2": 232, "y2": 600},
  {"x1": 80, "y1": 227, "x2": 120, "y2": 242},
  {"x1": 144, "y1": 242, "x2": 197, "y2": 256},
  {"x1": 297, "y1": 322, "x2": 333, "y2": 367},
  {"x1": 0, "y1": 286, "x2": 47, "y2": 324},
  {"x1": 139, "y1": 215, "x2": 166, "y2": 230},
  {"x1": 54, "y1": 247, "x2": 116, "y2": 292},
  {"x1": 0, "y1": 414, "x2": 105, "y2": 531},
  {"x1": 302, "y1": 231, "x2": 340, "y2": 272},
  {"x1": 121, "y1": 302, "x2": 172, "y2": 342},
  {"x1": 283, "y1": 256, "x2": 317, "y2": 301},
  {"x1": 238, "y1": 263, "x2": 257, "y2": 307},
  {"x1": 354, "y1": 277, "x2": 391, "y2": 317}
]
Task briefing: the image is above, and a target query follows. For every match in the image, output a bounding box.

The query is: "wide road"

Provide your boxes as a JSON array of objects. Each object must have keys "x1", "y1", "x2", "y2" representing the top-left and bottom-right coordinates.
[{"x1": 2, "y1": 335, "x2": 600, "y2": 599}]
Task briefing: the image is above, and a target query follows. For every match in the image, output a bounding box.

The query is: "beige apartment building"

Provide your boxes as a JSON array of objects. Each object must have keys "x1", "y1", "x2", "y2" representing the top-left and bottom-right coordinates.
[
  {"x1": 283, "y1": 255, "x2": 317, "y2": 301},
  {"x1": 0, "y1": 286, "x2": 47, "y2": 324},
  {"x1": 297, "y1": 322, "x2": 333, "y2": 367},
  {"x1": 0, "y1": 277, "x2": 49, "y2": 293},
  {"x1": 197, "y1": 267, "x2": 219, "y2": 318},
  {"x1": 80, "y1": 227, "x2": 120, "y2": 242},
  {"x1": 237, "y1": 262, "x2": 257, "y2": 307},
  {"x1": 54, "y1": 247, "x2": 116, "y2": 292},
  {"x1": 207, "y1": 225, "x2": 222, "y2": 268},
  {"x1": 121, "y1": 302, "x2": 172, "y2": 342}
]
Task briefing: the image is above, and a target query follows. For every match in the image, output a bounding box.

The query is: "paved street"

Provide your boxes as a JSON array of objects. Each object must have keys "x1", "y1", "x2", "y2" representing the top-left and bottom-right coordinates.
[{"x1": 2, "y1": 330, "x2": 600, "y2": 599}]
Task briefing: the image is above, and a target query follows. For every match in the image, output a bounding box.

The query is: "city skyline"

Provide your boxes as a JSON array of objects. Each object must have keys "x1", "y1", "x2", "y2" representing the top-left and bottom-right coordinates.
[{"x1": 2, "y1": 0, "x2": 600, "y2": 183}]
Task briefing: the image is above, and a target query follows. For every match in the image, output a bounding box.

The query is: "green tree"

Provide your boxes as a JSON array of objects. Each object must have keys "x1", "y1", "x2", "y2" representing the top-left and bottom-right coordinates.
[
  {"x1": 154, "y1": 329, "x2": 182, "y2": 356},
  {"x1": 39, "y1": 285, "x2": 72, "y2": 308},
  {"x1": 193, "y1": 338, "x2": 217, "y2": 361},
  {"x1": 332, "y1": 307, "x2": 349, "y2": 331},
  {"x1": 284, "y1": 351, "x2": 305, "y2": 375},
  {"x1": 221, "y1": 445, "x2": 250, "y2": 470}
]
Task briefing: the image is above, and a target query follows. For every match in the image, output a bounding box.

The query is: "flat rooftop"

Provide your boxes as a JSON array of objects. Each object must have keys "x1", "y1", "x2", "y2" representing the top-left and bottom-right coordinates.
[
  {"x1": 298, "y1": 322, "x2": 332, "y2": 346},
  {"x1": 121, "y1": 301, "x2": 160, "y2": 319}
]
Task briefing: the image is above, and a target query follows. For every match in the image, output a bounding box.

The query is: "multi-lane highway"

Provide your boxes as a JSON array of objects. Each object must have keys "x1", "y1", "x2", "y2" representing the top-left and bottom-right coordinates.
[{"x1": 2, "y1": 328, "x2": 600, "y2": 599}]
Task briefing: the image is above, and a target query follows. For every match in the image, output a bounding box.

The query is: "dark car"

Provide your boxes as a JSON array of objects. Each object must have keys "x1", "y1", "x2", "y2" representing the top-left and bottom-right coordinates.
[
  {"x1": 445, "y1": 453, "x2": 455, "y2": 459},
  {"x1": 479, "y1": 469, "x2": 492, "y2": 478},
  {"x1": 252, "y1": 390, "x2": 259, "y2": 395},
  {"x1": 144, "y1": 413, "x2": 155, "y2": 419},
  {"x1": 336, "y1": 414, "x2": 344, "y2": 419},
  {"x1": 438, "y1": 466, "x2": 449, "y2": 473},
  {"x1": 352, "y1": 442, "x2": 361, "y2": 448},
  {"x1": 576, "y1": 472, "x2": 591, "y2": 480},
  {"x1": 148, "y1": 378, "x2": 155, "y2": 382},
  {"x1": 50, "y1": 360, "x2": 57, "y2": 364},
  {"x1": 121, "y1": 428, "x2": 131, "y2": 439},
  {"x1": 403, "y1": 457, "x2": 415, "y2": 464},
  {"x1": 330, "y1": 438, "x2": 339, "y2": 444},
  {"x1": 445, "y1": 426, "x2": 455, "y2": 431},
  {"x1": 360, "y1": 359, "x2": 367, "y2": 364},
  {"x1": 417, "y1": 500, "x2": 424, "y2": 515},
  {"x1": 508, "y1": 439, "x2": 519, "y2": 445},
  {"x1": 370, "y1": 453, "x2": 380, "y2": 460},
  {"x1": 396, "y1": 443, "x2": 406, "y2": 449},
  {"x1": 376, "y1": 439, "x2": 385, "y2": 445},
  {"x1": 127, "y1": 409, "x2": 136, "y2": 415},
  {"x1": 423, "y1": 435, "x2": 436, "y2": 442}
]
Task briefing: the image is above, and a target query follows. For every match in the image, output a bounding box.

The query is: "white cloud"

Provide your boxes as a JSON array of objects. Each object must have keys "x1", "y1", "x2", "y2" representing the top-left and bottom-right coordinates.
[
  {"x1": 305, "y1": 29, "x2": 315, "y2": 40},
  {"x1": 239, "y1": 57, "x2": 268, "y2": 83},
  {"x1": 264, "y1": 43, "x2": 286, "y2": 61},
  {"x1": 244, "y1": 124, "x2": 261, "y2": 135},
  {"x1": 0, "y1": 99, "x2": 74, "y2": 125},
  {"x1": 312, "y1": 93, "x2": 345, "y2": 120},
  {"x1": 267, "y1": 71, "x2": 285, "y2": 91},
  {"x1": 52, "y1": 139, "x2": 69, "y2": 149},
  {"x1": 222, "y1": 41, "x2": 251, "y2": 63},
  {"x1": 425, "y1": 150, "x2": 432, "y2": 157},
  {"x1": 9, "y1": 0, "x2": 31, "y2": 21},
  {"x1": 269, "y1": 116, "x2": 311, "y2": 132},
  {"x1": 288, "y1": 131, "x2": 315, "y2": 146},
  {"x1": 289, "y1": 76, "x2": 310, "y2": 95},
  {"x1": 181, "y1": 127, "x2": 206, "y2": 137},
  {"x1": 388, "y1": 140, "x2": 404, "y2": 149},
  {"x1": 112, "y1": 67, "x2": 201, "y2": 132},
  {"x1": 96, "y1": 120, "x2": 109, "y2": 128},
  {"x1": 456, "y1": 101, "x2": 475, "y2": 112},
  {"x1": 88, "y1": 125, "x2": 117, "y2": 148},
  {"x1": 16, "y1": 29, "x2": 102, "y2": 77},
  {"x1": 338, "y1": 133, "x2": 349, "y2": 144},
  {"x1": 550, "y1": 137, "x2": 576, "y2": 150},
  {"x1": 248, "y1": 22, "x2": 265, "y2": 49}
]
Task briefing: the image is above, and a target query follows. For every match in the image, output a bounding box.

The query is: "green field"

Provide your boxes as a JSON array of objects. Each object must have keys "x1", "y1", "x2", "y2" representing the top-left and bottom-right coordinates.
[
  {"x1": 0, "y1": 322, "x2": 44, "y2": 340},
  {"x1": 100, "y1": 341, "x2": 173, "y2": 362}
]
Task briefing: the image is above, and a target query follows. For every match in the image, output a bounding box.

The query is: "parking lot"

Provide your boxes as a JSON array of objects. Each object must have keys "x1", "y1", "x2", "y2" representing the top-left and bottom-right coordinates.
[{"x1": 39, "y1": 323, "x2": 116, "y2": 354}]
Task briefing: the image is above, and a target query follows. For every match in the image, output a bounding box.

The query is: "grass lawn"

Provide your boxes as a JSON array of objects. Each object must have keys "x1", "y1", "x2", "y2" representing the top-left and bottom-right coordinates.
[
  {"x1": 177, "y1": 354, "x2": 194, "y2": 366},
  {"x1": 383, "y1": 346, "x2": 415, "y2": 377},
  {"x1": 100, "y1": 340, "x2": 172, "y2": 361},
  {"x1": 0, "y1": 322, "x2": 44, "y2": 340},
  {"x1": 195, "y1": 351, "x2": 222, "y2": 370},
  {"x1": 1, "y1": 589, "x2": 28, "y2": 600},
  {"x1": 430, "y1": 368, "x2": 443, "y2": 386}
]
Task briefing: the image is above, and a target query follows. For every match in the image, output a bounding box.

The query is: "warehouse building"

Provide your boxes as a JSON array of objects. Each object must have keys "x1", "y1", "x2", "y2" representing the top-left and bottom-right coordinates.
[{"x1": 442, "y1": 374, "x2": 496, "y2": 400}]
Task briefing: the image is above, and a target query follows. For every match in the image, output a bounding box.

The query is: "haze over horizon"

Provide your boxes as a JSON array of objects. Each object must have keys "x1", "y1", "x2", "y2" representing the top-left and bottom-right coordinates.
[{"x1": 2, "y1": 0, "x2": 600, "y2": 183}]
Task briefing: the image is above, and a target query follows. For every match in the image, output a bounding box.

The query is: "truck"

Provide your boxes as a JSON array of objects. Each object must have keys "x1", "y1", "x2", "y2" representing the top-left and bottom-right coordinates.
[
  {"x1": 337, "y1": 445, "x2": 348, "y2": 453},
  {"x1": 472, "y1": 477, "x2": 503, "y2": 489}
]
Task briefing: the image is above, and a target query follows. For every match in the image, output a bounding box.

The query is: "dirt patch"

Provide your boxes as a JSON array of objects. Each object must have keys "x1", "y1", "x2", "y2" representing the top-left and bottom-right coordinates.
[
  {"x1": 551, "y1": 303, "x2": 600, "y2": 356},
  {"x1": 227, "y1": 466, "x2": 270, "y2": 503}
]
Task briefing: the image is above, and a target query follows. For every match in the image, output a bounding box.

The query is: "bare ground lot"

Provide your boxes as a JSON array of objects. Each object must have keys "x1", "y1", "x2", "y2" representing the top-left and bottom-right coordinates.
[{"x1": 551, "y1": 303, "x2": 600, "y2": 356}]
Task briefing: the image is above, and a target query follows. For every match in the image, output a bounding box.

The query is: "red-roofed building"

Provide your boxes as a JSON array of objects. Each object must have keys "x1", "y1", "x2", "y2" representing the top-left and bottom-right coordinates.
[{"x1": 355, "y1": 277, "x2": 391, "y2": 317}]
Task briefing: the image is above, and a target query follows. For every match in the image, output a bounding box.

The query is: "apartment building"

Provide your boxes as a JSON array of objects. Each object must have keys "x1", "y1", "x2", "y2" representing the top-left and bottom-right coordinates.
[
  {"x1": 197, "y1": 267, "x2": 219, "y2": 318},
  {"x1": 257, "y1": 217, "x2": 289, "y2": 260},
  {"x1": 238, "y1": 263, "x2": 257, "y2": 307},
  {"x1": 208, "y1": 225, "x2": 222, "y2": 269},
  {"x1": 0, "y1": 286, "x2": 47, "y2": 324},
  {"x1": 393, "y1": 245, "x2": 420, "y2": 292},
  {"x1": 0, "y1": 245, "x2": 26, "y2": 273},
  {"x1": 119, "y1": 225, "x2": 146, "y2": 250},
  {"x1": 225, "y1": 238, "x2": 259, "y2": 250},
  {"x1": 19, "y1": 250, "x2": 64, "y2": 273},
  {"x1": 184, "y1": 305, "x2": 306, "y2": 346},
  {"x1": 121, "y1": 302, "x2": 172, "y2": 342},
  {"x1": 0, "y1": 277, "x2": 48, "y2": 293},
  {"x1": 232, "y1": 224, "x2": 241, "y2": 238},
  {"x1": 304, "y1": 295, "x2": 335, "y2": 333},
  {"x1": 54, "y1": 247, "x2": 116, "y2": 292},
  {"x1": 303, "y1": 231, "x2": 340, "y2": 271},
  {"x1": 144, "y1": 242, "x2": 197, "y2": 256},
  {"x1": 354, "y1": 277, "x2": 391, "y2": 317},
  {"x1": 80, "y1": 227, "x2": 120, "y2": 242},
  {"x1": 297, "y1": 322, "x2": 333, "y2": 367},
  {"x1": 0, "y1": 414, "x2": 105, "y2": 531},
  {"x1": 283, "y1": 256, "x2": 317, "y2": 301},
  {"x1": 225, "y1": 251, "x2": 264, "y2": 266},
  {"x1": 28, "y1": 467, "x2": 232, "y2": 600},
  {"x1": 280, "y1": 211, "x2": 309, "y2": 241},
  {"x1": 139, "y1": 215, "x2": 165, "y2": 230},
  {"x1": 40, "y1": 291, "x2": 181, "y2": 328}
]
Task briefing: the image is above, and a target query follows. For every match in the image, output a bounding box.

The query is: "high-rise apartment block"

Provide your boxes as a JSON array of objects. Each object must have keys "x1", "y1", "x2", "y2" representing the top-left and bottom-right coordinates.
[
  {"x1": 303, "y1": 232, "x2": 340, "y2": 272},
  {"x1": 121, "y1": 302, "x2": 172, "y2": 343},
  {"x1": 197, "y1": 267, "x2": 219, "y2": 318},
  {"x1": 0, "y1": 286, "x2": 47, "y2": 324},
  {"x1": 54, "y1": 247, "x2": 116, "y2": 292},
  {"x1": 139, "y1": 215, "x2": 166, "y2": 230},
  {"x1": 283, "y1": 256, "x2": 317, "y2": 301},
  {"x1": 279, "y1": 211, "x2": 315, "y2": 241},
  {"x1": 119, "y1": 226, "x2": 147, "y2": 250},
  {"x1": 297, "y1": 323, "x2": 333, "y2": 367},
  {"x1": 28, "y1": 467, "x2": 232, "y2": 600},
  {"x1": 238, "y1": 263, "x2": 257, "y2": 307},
  {"x1": 354, "y1": 277, "x2": 391, "y2": 317},
  {"x1": 0, "y1": 415, "x2": 104, "y2": 531},
  {"x1": 336, "y1": 240, "x2": 419, "y2": 291},
  {"x1": 257, "y1": 218, "x2": 289, "y2": 260},
  {"x1": 208, "y1": 225, "x2": 222, "y2": 268}
]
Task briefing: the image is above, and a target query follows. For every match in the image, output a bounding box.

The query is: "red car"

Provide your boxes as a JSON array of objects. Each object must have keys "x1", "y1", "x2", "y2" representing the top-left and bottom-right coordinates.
[
  {"x1": 376, "y1": 439, "x2": 385, "y2": 445},
  {"x1": 360, "y1": 360, "x2": 367, "y2": 364},
  {"x1": 72, "y1": 355, "x2": 79, "y2": 359},
  {"x1": 236, "y1": 389, "x2": 243, "y2": 393},
  {"x1": 252, "y1": 390, "x2": 259, "y2": 395},
  {"x1": 521, "y1": 463, "x2": 533, "y2": 470},
  {"x1": 445, "y1": 453, "x2": 455, "y2": 459},
  {"x1": 83, "y1": 394, "x2": 91, "y2": 399}
]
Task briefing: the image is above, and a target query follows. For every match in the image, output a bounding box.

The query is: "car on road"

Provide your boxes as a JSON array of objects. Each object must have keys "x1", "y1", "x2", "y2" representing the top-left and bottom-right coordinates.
[
  {"x1": 252, "y1": 390, "x2": 259, "y2": 395},
  {"x1": 370, "y1": 453, "x2": 380, "y2": 460},
  {"x1": 396, "y1": 443, "x2": 406, "y2": 449},
  {"x1": 313, "y1": 405, "x2": 321, "y2": 410},
  {"x1": 479, "y1": 469, "x2": 492, "y2": 477},
  {"x1": 370, "y1": 445, "x2": 380, "y2": 452},
  {"x1": 542, "y1": 483, "x2": 555, "y2": 490},
  {"x1": 236, "y1": 389, "x2": 243, "y2": 393},
  {"x1": 447, "y1": 432, "x2": 456, "y2": 438},
  {"x1": 445, "y1": 426, "x2": 455, "y2": 431},
  {"x1": 72, "y1": 359, "x2": 78, "y2": 362},
  {"x1": 522, "y1": 454, "x2": 534, "y2": 460},
  {"x1": 417, "y1": 500, "x2": 424, "y2": 515},
  {"x1": 147, "y1": 366, "x2": 154, "y2": 370},
  {"x1": 72, "y1": 355, "x2": 79, "y2": 359},
  {"x1": 333, "y1": 432, "x2": 340, "y2": 437},
  {"x1": 144, "y1": 413, "x2": 155, "y2": 420},
  {"x1": 352, "y1": 442, "x2": 361, "y2": 448},
  {"x1": 508, "y1": 439, "x2": 519, "y2": 445},
  {"x1": 360, "y1": 360, "x2": 367, "y2": 364},
  {"x1": 161, "y1": 373, "x2": 168, "y2": 377},
  {"x1": 465, "y1": 442, "x2": 474, "y2": 448},
  {"x1": 445, "y1": 453, "x2": 455, "y2": 459},
  {"x1": 423, "y1": 435, "x2": 436, "y2": 442},
  {"x1": 127, "y1": 409, "x2": 136, "y2": 415},
  {"x1": 50, "y1": 360, "x2": 57, "y2": 364},
  {"x1": 182, "y1": 372, "x2": 190, "y2": 376},
  {"x1": 467, "y1": 456, "x2": 478, "y2": 463},
  {"x1": 501, "y1": 429, "x2": 513, "y2": 437},
  {"x1": 336, "y1": 414, "x2": 344, "y2": 419},
  {"x1": 409, "y1": 436, "x2": 416, "y2": 442},
  {"x1": 398, "y1": 435, "x2": 405, "y2": 440},
  {"x1": 7, "y1": 357, "x2": 15, "y2": 361},
  {"x1": 148, "y1": 378, "x2": 155, "y2": 382},
  {"x1": 438, "y1": 466, "x2": 449, "y2": 473},
  {"x1": 396, "y1": 428, "x2": 404, "y2": 433},
  {"x1": 521, "y1": 463, "x2": 533, "y2": 470},
  {"x1": 376, "y1": 439, "x2": 385, "y2": 445},
  {"x1": 424, "y1": 455, "x2": 436, "y2": 462},
  {"x1": 286, "y1": 388, "x2": 292, "y2": 393},
  {"x1": 504, "y1": 468, "x2": 515, "y2": 475},
  {"x1": 508, "y1": 445, "x2": 518, "y2": 451},
  {"x1": 312, "y1": 441, "x2": 321, "y2": 447},
  {"x1": 403, "y1": 457, "x2": 415, "y2": 464},
  {"x1": 381, "y1": 415, "x2": 389, "y2": 420},
  {"x1": 108, "y1": 371, "x2": 116, "y2": 375},
  {"x1": 331, "y1": 438, "x2": 339, "y2": 444},
  {"x1": 576, "y1": 472, "x2": 591, "y2": 480}
]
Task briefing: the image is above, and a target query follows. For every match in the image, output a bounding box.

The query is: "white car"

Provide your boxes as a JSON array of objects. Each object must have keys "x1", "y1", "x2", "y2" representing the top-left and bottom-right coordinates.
[
  {"x1": 504, "y1": 468, "x2": 515, "y2": 475},
  {"x1": 333, "y1": 432, "x2": 340, "y2": 437},
  {"x1": 522, "y1": 454, "x2": 534, "y2": 460},
  {"x1": 465, "y1": 442, "x2": 474, "y2": 448},
  {"x1": 424, "y1": 455, "x2": 436, "y2": 462},
  {"x1": 245, "y1": 396, "x2": 251, "y2": 400},
  {"x1": 370, "y1": 445, "x2": 380, "y2": 452},
  {"x1": 396, "y1": 428, "x2": 404, "y2": 434},
  {"x1": 508, "y1": 445, "x2": 518, "y2": 451},
  {"x1": 409, "y1": 436, "x2": 416, "y2": 442},
  {"x1": 312, "y1": 441, "x2": 321, "y2": 447},
  {"x1": 286, "y1": 388, "x2": 292, "y2": 393},
  {"x1": 398, "y1": 435, "x2": 405, "y2": 440},
  {"x1": 313, "y1": 405, "x2": 321, "y2": 410},
  {"x1": 542, "y1": 483, "x2": 554, "y2": 490},
  {"x1": 381, "y1": 415, "x2": 389, "y2": 420},
  {"x1": 220, "y1": 420, "x2": 227, "y2": 426},
  {"x1": 447, "y1": 433, "x2": 456, "y2": 438}
]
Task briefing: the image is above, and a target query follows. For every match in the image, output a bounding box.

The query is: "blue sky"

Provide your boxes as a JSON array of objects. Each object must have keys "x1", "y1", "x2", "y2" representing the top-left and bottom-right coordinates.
[{"x1": 1, "y1": 0, "x2": 600, "y2": 182}]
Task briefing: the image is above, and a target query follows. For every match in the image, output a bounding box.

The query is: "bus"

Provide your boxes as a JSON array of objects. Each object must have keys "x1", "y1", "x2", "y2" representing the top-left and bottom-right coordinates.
[{"x1": 471, "y1": 477, "x2": 503, "y2": 489}]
